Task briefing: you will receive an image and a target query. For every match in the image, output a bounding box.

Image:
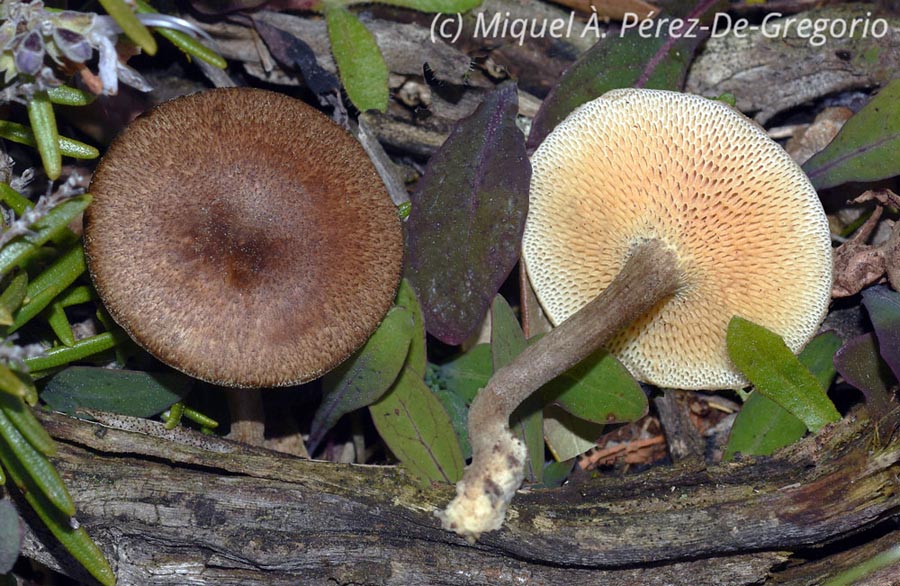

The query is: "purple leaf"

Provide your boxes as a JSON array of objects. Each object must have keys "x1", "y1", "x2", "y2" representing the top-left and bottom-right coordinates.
[
  {"x1": 528, "y1": 0, "x2": 724, "y2": 150},
  {"x1": 252, "y1": 19, "x2": 339, "y2": 97},
  {"x1": 833, "y1": 333, "x2": 894, "y2": 416},
  {"x1": 861, "y1": 285, "x2": 900, "y2": 381},
  {"x1": 405, "y1": 83, "x2": 530, "y2": 345}
]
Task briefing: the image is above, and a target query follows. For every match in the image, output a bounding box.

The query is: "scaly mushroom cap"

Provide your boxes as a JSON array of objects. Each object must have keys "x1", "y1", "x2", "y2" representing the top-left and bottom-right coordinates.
[
  {"x1": 523, "y1": 89, "x2": 832, "y2": 389},
  {"x1": 85, "y1": 88, "x2": 403, "y2": 388}
]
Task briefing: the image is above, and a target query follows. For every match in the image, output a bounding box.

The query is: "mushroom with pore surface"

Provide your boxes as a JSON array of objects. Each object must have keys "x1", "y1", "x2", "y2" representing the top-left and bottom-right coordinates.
[
  {"x1": 84, "y1": 87, "x2": 403, "y2": 393},
  {"x1": 437, "y1": 88, "x2": 833, "y2": 540}
]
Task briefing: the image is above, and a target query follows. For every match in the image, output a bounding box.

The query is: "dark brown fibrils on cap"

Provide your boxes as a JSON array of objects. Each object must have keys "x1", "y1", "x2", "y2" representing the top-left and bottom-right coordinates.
[{"x1": 85, "y1": 88, "x2": 403, "y2": 388}]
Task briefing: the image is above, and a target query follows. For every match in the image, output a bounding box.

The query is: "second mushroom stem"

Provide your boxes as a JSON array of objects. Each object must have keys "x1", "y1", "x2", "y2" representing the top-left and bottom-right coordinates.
[{"x1": 444, "y1": 238, "x2": 682, "y2": 538}]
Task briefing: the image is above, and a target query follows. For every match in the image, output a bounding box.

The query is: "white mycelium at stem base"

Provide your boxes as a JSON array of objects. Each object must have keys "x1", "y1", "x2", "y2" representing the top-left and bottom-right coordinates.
[{"x1": 438, "y1": 89, "x2": 833, "y2": 540}]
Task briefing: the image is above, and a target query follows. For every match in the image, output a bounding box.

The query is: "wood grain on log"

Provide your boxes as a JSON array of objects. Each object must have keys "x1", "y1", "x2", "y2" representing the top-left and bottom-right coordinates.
[{"x1": 13, "y1": 409, "x2": 900, "y2": 585}]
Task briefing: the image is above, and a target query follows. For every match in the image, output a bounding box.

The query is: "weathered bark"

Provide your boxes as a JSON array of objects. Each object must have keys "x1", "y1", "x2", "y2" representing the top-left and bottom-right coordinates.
[{"x1": 12, "y1": 408, "x2": 900, "y2": 585}]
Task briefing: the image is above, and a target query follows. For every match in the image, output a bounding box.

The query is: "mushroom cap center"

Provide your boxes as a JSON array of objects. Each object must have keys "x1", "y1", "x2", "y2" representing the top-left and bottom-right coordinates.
[{"x1": 85, "y1": 88, "x2": 403, "y2": 388}]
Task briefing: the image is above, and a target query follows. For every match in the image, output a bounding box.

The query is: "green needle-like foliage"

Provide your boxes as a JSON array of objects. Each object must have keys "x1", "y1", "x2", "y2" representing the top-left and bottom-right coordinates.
[
  {"x1": 134, "y1": 0, "x2": 228, "y2": 69},
  {"x1": 99, "y1": 0, "x2": 158, "y2": 56},
  {"x1": 26, "y1": 93, "x2": 62, "y2": 180},
  {"x1": 0, "y1": 121, "x2": 99, "y2": 161}
]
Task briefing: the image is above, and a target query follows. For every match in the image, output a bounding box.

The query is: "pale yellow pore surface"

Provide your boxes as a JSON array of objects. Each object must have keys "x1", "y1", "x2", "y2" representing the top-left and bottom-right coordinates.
[{"x1": 523, "y1": 89, "x2": 833, "y2": 390}]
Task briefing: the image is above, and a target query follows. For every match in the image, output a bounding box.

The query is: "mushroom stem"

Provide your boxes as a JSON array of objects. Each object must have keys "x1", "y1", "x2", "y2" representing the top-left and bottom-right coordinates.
[
  {"x1": 438, "y1": 238, "x2": 682, "y2": 540},
  {"x1": 226, "y1": 388, "x2": 266, "y2": 447}
]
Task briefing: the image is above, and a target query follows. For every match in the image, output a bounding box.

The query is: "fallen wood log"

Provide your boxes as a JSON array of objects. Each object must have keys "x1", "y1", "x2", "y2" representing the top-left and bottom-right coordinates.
[{"x1": 12, "y1": 408, "x2": 899, "y2": 585}]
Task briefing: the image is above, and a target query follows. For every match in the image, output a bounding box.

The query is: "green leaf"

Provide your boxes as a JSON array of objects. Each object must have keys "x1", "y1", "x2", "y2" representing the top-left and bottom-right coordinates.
[
  {"x1": 541, "y1": 346, "x2": 647, "y2": 424},
  {"x1": 26, "y1": 92, "x2": 61, "y2": 180},
  {"x1": 0, "y1": 364, "x2": 33, "y2": 403},
  {"x1": 325, "y1": 6, "x2": 388, "y2": 112},
  {"x1": 370, "y1": 366, "x2": 464, "y2": 484},
  {"x1": 309, "y1": 306, "x2": 415, "y2": 452},
  {"x1": 0, "y1": 499, "x2": 22, "y2": 574},
  {"x1": 0, "y1": 121, "x2": 99, "y2": 160},
  {"x1": 395, "y1": 279, "x2": 427, "y2": 375},
  {"x1": 727, "y1": 317, "x2": 841, "y2": 433},
  {"x1": 0, "y1": 393, "x2": 55, "y2": 457},
  {"x1": 0, "y1": 434, "x2": 114, "y2": 586},
  {"x1": 405, "y1": 83, "x2": 530, "y2": 344},
  {"x1": 0, "y1": 183, "x2": 33, "y2": 216},
  {"x1": 528, "y1": 0, "x2": 724, "y2": 148},
  {"x1": 0, "y1": 195, "x2": 91, "y2": 279},
  {"x1": 543, "y1": 405, "x2": 603, "y2": 462},
  {"x1": 41, "y1": 366, "x2": 190, "y2": 417},
  {"x1": 99, "y1": 0, "x2": 158, "y2": 56},
  {"x1": 724, "y1": 331, "x2": 842, "y2": 460},
  {"x1": 134, "y1": 0, "x2": 227, "y2": 69},
  {"x1": 46, "y1": 86, "x2": 96, "y2": 107},
  {"x1": 0, "y1": 408, "x2": 75, "y2": 516},
  {"x1": 491, "y1": 295, "x2": 543, "y2": 482},
  {"x1": 9, "y1": 244, "x2": 86, "y2": 333},
  {"x1": 0, "y1": 272, "x2": 28, "y2": 326},
  {"x1": 536, "y1": 458, "x2": 575, "y2": 489},
  {"x1": 801, "y1": 331, "x2": 844, "y2": 391},
  {"x1": 438, "y1": 343, "x2": 491, "y2": 404},
  {"x1": 25, "y1": 331, "x2": 124, "y2": 373},
  {"x1": 431, "y1": 382, "x2": 471, "y2": 458},
  {"x1": 803, "y1": 80, "x2": 900, "y2": 190},
  {"x1": 349, "y1": 0, "x2": 482, "y2": 11}
]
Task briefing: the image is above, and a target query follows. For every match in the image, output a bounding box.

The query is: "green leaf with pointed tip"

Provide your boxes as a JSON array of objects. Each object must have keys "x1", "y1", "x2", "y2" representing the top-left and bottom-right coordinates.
[
  {"x1": 727, "y1": 317, "x2": 840, "y2": 433},
  {"x1": 0, "y1": 195, "x2": 91, "y2": 279},
  {"x1": 46, "y1": 86, "x2": 96, "y2": 107},
  {"x1": 99, "y1": 0, "x2": 157, "y2": 55},
  {"x1": 396, "y1": 279, "x2": 427, "y2": 375},
  {"x1": 724, "y1": 331, "x2": 842, "y2": 461},
  {"x1": 27, "y1": 93, "x2": 61, "y2": 180},
  {"x1": 541, "y1": 346, "x2": 647, "y2": 424},
  {"x1": 41, "y1": 366, "x2": 190, "y2": 418},
  {"x1": 0, "y1": 499, "x2": 22, "y2": 573},
  {"x1": 0, "y1": 272, "x2": 28, "y2": 327},
  {"x1": 134, "y1": 0, "x2": 227, "y2": 68},
  {"x1": 309, "y1": 306, "x2": 414, "y2": 453},
  {"x1": 9, "y1": 244, "x2": 86, "y2": 333},
  {"x1": 491, "y1": 295, "x2": 543, "y2": 482},
  {"x1": 370, "y1": 366, "x2": 464, "y2": 485},
  {"x1": 543, "y1": 405, "x2": 604, "y2": 462},
  {"x1": 432, "y1": 382, "x2": 471, "y2": 458},
  {"x1": 0, "y1": 121, "x2": 98, "y2": 160},
  {"x1": 0, "y1": 433, "x2": 114, "y2": 586},
  {"x1": 430, "y1": 343, "x2": 492, "y2": 459},
  {"x1": 325, "y1": 6, "x2": 388, "y2": 112},
  {"x1": 536, "y1": 458, "x2": 576, "y2": 489},
  {"x1": 803, "y1": 80, "x2": 900, "y2": 190},
  {"x1": 438, "y1": 343, "x2": 491, "y2": 404},
  {"x1": 528, "y1": 0, "x2": 725, "y2": 149}
]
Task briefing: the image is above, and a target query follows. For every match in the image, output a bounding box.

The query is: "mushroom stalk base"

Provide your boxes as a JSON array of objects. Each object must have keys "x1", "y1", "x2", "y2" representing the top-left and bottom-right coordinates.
[{"x1": 437, "y1": 238, "x2": 682, "y2": 541}]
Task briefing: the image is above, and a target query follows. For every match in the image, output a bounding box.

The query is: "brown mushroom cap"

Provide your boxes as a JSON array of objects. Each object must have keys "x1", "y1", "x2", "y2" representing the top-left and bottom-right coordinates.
[
  {"x1": 522, "y1": 89, "x2": 832, "y2": 389},
  {"x1": 85, "y1": 88, "x2": 403, "y2": 388}
]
